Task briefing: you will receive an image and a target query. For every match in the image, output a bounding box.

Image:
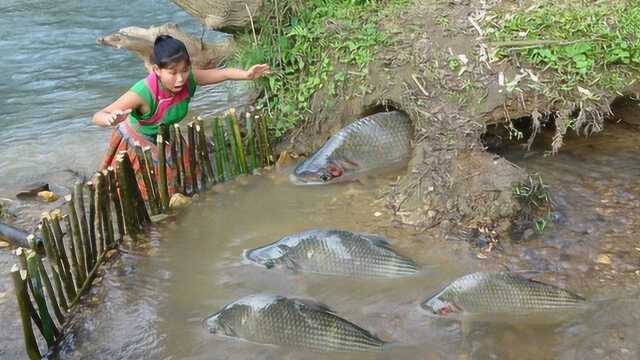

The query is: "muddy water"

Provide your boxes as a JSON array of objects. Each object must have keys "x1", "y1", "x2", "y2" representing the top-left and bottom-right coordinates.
[{"x1": 48, "y1": 124, "x2": 640, "y2": 360}]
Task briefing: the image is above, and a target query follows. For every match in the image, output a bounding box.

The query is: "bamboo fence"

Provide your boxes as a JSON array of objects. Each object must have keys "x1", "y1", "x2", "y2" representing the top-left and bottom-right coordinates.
[{"x1": 10, "y1": 111, "x2": 272, "y2": 359}]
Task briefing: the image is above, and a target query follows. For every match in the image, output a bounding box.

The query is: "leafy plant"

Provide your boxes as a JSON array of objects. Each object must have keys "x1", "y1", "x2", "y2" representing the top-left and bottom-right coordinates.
[{"x1": 513, "y1": 174, "x2": 553, "y2": 234}]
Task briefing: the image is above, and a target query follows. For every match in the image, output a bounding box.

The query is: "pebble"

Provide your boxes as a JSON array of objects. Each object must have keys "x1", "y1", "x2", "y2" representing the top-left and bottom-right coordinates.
[
  {"x1": 37, "y1": 191, "x2": 59, "y2": 202},
  {"x1": 169, "y1": 193, "x2": 192, "y2": 209},
  {"x1": 596, "y1": 254, "x2": 612, "y2": 265},
  {"x1": 0, "y1": 241, "x2": 10, "y2": 248},
  {"x1": 374, "y1": 212, "x2": 383, "y2": 217}
]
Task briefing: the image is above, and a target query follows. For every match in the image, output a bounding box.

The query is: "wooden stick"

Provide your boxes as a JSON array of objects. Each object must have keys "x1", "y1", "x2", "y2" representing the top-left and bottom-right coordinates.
[
  {"x1": 15, "y1": 248, "x2": 46, "y2": 337},
  {"x1": 187, "y1": 122, "x2": 198, "y2": 193},
  {"x1": 67, "y1": 251, "x2": 107, "y2": 309},
  {"x1": 231, "y1": 115, "x2": 248, "y2": 174},
  {"x1": 174, "y1": 124, "x2": 187, "y2": 194},
  {"x1": 86, "y1": 181, "x2": 98, "y2": 260},
  {"x1": 195, "y1": 123, "x2": 209, "y2": 190},
  {"x1": 134, "y1": 145, "x2": 158, "y2": 215},
  {"x1": 197, "y1": 119, "x2": 215, "y2": 183},
  {"x1": 156, "y1": 134, "x2": 169, "y2": 210},
  {"x1": 34, "y1": 253, "x2": 65, "y2": 325},
  {"x1": 125, "y1": 153, "x2": 151, "y2": 226},
  {"x1": 11, "y1": 264, "x2": 41, "y2": 360},
  {"x1": 26, "y1": 251, "x2": 59, "y2": 345},
  {"x1": 65, "y1": 194, "x2": 87, "y2": 279},
  {"x1": 61, "y1": 215, "x2": 83, "y2": 294},
  {"x1": 39, "y1": 220, "x2": 69, "y2": 313},
  {"x1": 106, "y1": 168, "x2": 124, "y2": 244},
  {"x1": 74, "y1": 182, "x2": 92, "y2": 271},
  {"x1": 245, "y1": 113, "x2": 257, "y2": 172},
  {"x1": 225, "y1": 115, "x2": 241, "y2": 175},
  {"x1": 98, "y1": 171, "x2": 115, "y2": 249},
  {"x1": 169, "y1": 124, "x2": 180, "y2": 192},
  {"x1": 93, "y1": 178, "x2": 105, "y2": 255},
  {"x1": 44, "y1": 216, "x2": 74, "y2": 297},
  {"x1": 115, "y1": 154, "x2": 138, "y2": 237}
]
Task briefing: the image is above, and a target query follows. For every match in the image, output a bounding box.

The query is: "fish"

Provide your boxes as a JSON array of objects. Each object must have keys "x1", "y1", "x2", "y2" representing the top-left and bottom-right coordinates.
[
  {"x1": 204, "y1": 294, "x2": 385, "y2": 352},
  {"x1": 421, "y1": 272, "x2": 589, "y2": 322},
  {"x1": 290, "y1": 111, "x2": 413, "y2": 185},
  {"x1": 244, "y1": 229, "x2": 417, "y2": 277},
  {"x1": 0, "y1": 221, "x2": 43, "y2": 250}
]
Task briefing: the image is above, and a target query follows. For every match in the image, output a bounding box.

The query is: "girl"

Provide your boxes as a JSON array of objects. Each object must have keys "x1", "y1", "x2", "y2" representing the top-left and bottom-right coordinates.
[{"x1": 93, "y1": 35, "x2": 269, "y2": 195}]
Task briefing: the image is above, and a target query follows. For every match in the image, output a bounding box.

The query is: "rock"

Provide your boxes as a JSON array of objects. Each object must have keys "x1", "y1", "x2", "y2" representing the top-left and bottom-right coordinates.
[
  {"x1": 0, "y1": 241, "x2": 10, "y2": 248},
  {"x1": 16, "y1": 182, "x2": 49, "y2": 199},
  {"x1": 596, "y1": 254, "x2": 612, "y2": 265},
  {"x1": 522, "y1": 228, "x2": 536, "y2": 241},
  {"x1": 169, "y1": 193, "x2": 192, "y2": 209},
  {"x1": 37, "y1": 191, "x2": 59, "y2": 202}
]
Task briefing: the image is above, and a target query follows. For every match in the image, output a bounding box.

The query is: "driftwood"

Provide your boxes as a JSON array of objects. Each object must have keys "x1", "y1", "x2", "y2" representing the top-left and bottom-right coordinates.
[
  {"x1": 97, "y1": 23, "x2": 235, "y2": 72},
  {"x1": 170, "y1": 0, "x2": 263, "y2": 32}
]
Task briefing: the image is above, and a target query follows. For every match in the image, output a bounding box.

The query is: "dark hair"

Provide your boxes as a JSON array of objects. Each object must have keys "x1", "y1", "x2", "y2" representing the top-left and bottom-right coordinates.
[{"x1": 151, "y1": 35, "x2": 191, "y2": 68}]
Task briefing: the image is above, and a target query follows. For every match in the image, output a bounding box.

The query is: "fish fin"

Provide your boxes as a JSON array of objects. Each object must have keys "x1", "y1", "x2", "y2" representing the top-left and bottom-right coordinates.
[
  {"x1": 282, "y1": 254, "x2": 301, "y2": 272},
  {"x1": 501, "y1": 267, "x2": 546, "y2": 279},
  {"x1": 291, "y1": 297, "x2": 336, "y2": 314},
  {"x1": 361, "y1": 234, "x2": 392, "y2": 248}
]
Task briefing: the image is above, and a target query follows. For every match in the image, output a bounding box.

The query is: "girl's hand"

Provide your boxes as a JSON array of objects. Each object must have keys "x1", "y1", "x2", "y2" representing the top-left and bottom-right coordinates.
[
  {"x1": 245, "y1": 64, "x2": 271, "y2": 80},
  {"x1": 99, "y1": 109, "x2": 132, "y2": 127}
]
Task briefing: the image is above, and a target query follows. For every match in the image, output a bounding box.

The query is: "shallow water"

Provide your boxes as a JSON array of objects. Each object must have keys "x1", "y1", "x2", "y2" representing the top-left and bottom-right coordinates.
[{"x1": 49, "y1": 123, "x2": 640, "y2": 359}]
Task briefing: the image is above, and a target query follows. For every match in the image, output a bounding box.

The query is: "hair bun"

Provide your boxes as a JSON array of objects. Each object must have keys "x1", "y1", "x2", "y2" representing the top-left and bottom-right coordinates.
[{"x1": 154, "y1": 34, "x2": 174, "y2": 46}]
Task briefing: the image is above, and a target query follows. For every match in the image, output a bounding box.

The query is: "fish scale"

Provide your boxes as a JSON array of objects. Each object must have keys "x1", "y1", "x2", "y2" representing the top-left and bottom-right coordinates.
[
  {"x1": 206, "y1": 295, "x2": 384, "y2": 352},
  {"x1": 245, "y1": 229, "x2": 417, "y2": 277}
]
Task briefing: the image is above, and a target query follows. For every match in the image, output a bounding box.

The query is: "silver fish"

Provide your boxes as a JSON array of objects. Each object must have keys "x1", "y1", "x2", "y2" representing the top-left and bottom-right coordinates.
[
  {"x1": 204, "y1": 294, "x2": 385, "y2": 352},
  {"x1": 290, "y1": 111, "x2": 413, "y2": 185},
  {"x1": 244, "y1": 229, "x2": 417, "y2": 277},
  {"x1": 421, "y1": 272, "x2": 589, "y2": 321}
]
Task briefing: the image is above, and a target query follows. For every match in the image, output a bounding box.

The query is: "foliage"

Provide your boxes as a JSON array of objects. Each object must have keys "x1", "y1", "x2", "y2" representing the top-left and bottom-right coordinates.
[
  {"x1": 234, "y1": 0, "x2": 406, "y2": 137},
  {"x1": 513, "y1": 174, "x2": 553, "y2": 233},
  {"x1": 486, "y1": 1, "x2": 640, "y2": 96}
]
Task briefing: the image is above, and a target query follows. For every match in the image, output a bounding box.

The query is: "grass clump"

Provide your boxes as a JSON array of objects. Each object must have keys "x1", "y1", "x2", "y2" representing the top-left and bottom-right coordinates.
[
  {"x1": 234, "y1": 0, "x2": 406, "y2": 137},
  {"x1": 512, "y1": 174, "x2": 553, "y2": 234},
  {"x1": 486, "y1": 1, "x2": 640, "y2": 95}
]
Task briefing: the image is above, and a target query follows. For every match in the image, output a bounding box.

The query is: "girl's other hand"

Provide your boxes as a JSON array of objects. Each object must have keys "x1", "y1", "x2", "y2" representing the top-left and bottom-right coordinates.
[
  {"x1": 105, "y1": 109, "x2": 132, "y2": 127},
  {"x1": 245, "y1": 64, "x2": 271, "y2": 80}
]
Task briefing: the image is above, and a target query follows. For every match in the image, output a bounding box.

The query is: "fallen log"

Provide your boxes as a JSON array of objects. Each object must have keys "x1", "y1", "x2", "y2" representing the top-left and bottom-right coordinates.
[
  {"x1": 170, "y1": 0, "x2": 263, "y2": 32},
  {"x1": 97, "y1": 23, "x2": 234, "y2": 72},
  {"x1": 0, "y1": 221, "x2": 43, "y2": 251}
]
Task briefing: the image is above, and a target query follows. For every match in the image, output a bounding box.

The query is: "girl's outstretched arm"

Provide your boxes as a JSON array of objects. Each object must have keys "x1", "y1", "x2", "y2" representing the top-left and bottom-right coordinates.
[
  {"x1": 193, "y1": 64, "x2": 270, "y2": 86},
  {"x1": 92, "y1": 91, "x2": 144, "y2": 127}
]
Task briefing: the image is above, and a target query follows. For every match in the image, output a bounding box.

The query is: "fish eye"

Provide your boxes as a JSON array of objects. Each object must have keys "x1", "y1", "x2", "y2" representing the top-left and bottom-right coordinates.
[{"x1": 320, "y1": 173, "x2": 330, "y2": 182}]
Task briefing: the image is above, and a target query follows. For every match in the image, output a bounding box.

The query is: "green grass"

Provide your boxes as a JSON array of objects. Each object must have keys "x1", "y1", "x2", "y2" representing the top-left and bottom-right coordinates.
[
  {"x1": 234, "y1": 0, "x2": 406, "y2": 137},
  {"x1": 486, "y1": 1, "x2": 640, "y2": 96},
  {"x1": 513, "y1": 174, "x2": 553, "y2": 233}
]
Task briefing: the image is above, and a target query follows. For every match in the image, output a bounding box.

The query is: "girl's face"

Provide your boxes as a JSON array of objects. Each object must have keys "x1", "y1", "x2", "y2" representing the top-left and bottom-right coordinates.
[{"x1": 154, "y1": 60, "x2": 190, "y2": 94}]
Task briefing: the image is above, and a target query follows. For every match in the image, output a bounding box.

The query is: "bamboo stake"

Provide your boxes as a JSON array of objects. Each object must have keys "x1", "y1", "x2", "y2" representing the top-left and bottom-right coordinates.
[
  {"x1": 106, "y1": 168, "x2": 124, "y2": 244},
  {"x1": 11, "y1": 264, "x2": 41, "y2": 360},
  {"x1": 245, "y1": 113, "x2": 258, "y2": 172},
  {"x1": 231, "y1": 115, "x2": 248, "y2": 174},
  {"x1": 26, "y1": 251, "x2": 59, "y2": 346},
  {"x1": 86, "y1": 181, "x2": 97, "y2": 260},
  {"x1": 34, "y1": 254, "x2": 64, "y2": 325},
  {"x1": 142, "y1": 147, "x2": 160, "y2": 209},
  {"x1": 195, "y1": 123, "x2": 208, "y2": 190},
  {"x1": 39, "y1": 220, "x2": 69, "y2": 313},
  {"x1": 225, "y1": 115, "x2": 241, "y2": 175},
  {"x1": 67, "y1": 251, "x2": 105, "y2": 309},
  {"x1": 213, "y1": 117, "x2": 226, "y2": 181},
  {"x1": 62, "y1": 215, "x2": 83, "y2": 293},
  {"x1": 210, "y1": 120, "x2": 222, "y2": 182},
  {"x1": 45, "y1": 216, "x2": 73, "y2": 296},
  {"x1": 197, "y1": 119, "x2": 215, "y2": 184},
  {"x1": 122, "y1": 151, "x2": 150, "y2": 226},
  {"x1": 93, "y1": 178, "x2": 105, "y2": 255},
  {"x1": 169, "y1": 124, "x2": 180, "y2": 192},
  {"x1": 98, "y1": 171, "x2": 115, "y2": 249},
  {"x1": 65, "y1": 194, "x2": 87, "y2": 279},
  {"x1": 157, "y1": 133, "x2": 169, "y2": 210},
  {"x1": 174, "y1": 124, "x2": 187, "y2": 194},
  {"x1": 15, "y1": 248, "x2": 46, "y2": 337},
  {"x1": 74, "y1": 182, "x2": 92, "y2": 271},
  {"x1": 135, "y1": 145, "x2": 159, "y2": 216},
  {"x1": 115, "y1": 154, "x2": 138, "y2": 237},
  {"x1": 187, "y1": 122, "x2": 198, "y2": 193}
]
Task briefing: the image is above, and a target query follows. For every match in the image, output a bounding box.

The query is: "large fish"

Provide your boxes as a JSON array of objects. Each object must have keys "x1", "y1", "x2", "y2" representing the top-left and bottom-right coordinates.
[
  {"x1": 421, "y1": 272, "x2": 589, "y2": 321},
  {"x1": 290, "y1": 111, "x2": 413, "y2": 185},
  {"x1": 204, "y1": 294, "x2": 385, "y2": 352},
  {"x1": 244, "y1": 229, "x2": 417, "y2": 277}
]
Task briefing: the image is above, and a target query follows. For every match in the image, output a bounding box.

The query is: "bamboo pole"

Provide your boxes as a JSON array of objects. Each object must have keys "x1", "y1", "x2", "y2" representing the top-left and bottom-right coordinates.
[
  {"x1": 61, "y1": 215, "x2": 83, "y2": 294},
  {"x1": 210, "y1": 119, "x2": 222, "y2": 182},
  {"x1": 135, "y1": 145, "x2": 159, "y2": 216},
  {"x1": 187, "y1": 122, "x2": 198, "y2": 193},
  {"x1": 197, "y1": 119, "x2": 215, "y2": 184},
  {"x1": 93, "y1": 178, "x2": 105, "y2": 255},
  {"x1": 65, "y1": 194, "x2": 87, "y2": 279},
  {"x1": 67, "y1": 250, "x2": 104, "y2": 309},
  {"x1": 174, "y1": 124, "x2": 187, "y2": 194},
  {"x1": 195, "y1": 123, "x2": 209, "y2": 190},
  {"x1": 245, "y1": 113, "x2": 258, "y2": 172},
  {"x1": 26, "y1": 251, "x2": 59, "y2": 346},
  {"x1": 34, "y1": 253, "x2": 65, "y2": 325},
  {"x1": 115, "y1": 154, "x2": 138, "y2": 237},
  {"x1": 15, "y1": 248, "x2": 46, "y2": 338},
  {"x1": 74, "y1": 182, "x2": 92, "y2": 271},
  {"x1": 39, "y1": 220, "x2": 69, "y2": 313},
  {"x1": 142, "y1": 146, "x2": 161, "y2": 208},
  {"x1": 11, "y1": 264, "x2": 41, "y2": 360},
  {"x1": 225, "y1": 115, "x2": 241, "y2": 175},
  {"x1": 156, "y1": 133, "x2": 169, "y2": 210},
  {"x1": 86, "y1": 181, "x2": 98, "y2": 261},
  {"x1": 106, "y1": 168, "x2": 125, "y2": 245},
  {"x1": 231, "y1": 115, "x2": 248, "y2": 174},
  {"x1": 212, "y1": 117, "x2": 226, "y2": 182},
  {"x1": 44, "y1": 215, "x2": 74, "y2": 297},
  {"x1": 169, "y1": 124, "x2": 180, "y2": 192},
  {"x1": 98, "y1": 171, "x2": 115, "y2": 249}
]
